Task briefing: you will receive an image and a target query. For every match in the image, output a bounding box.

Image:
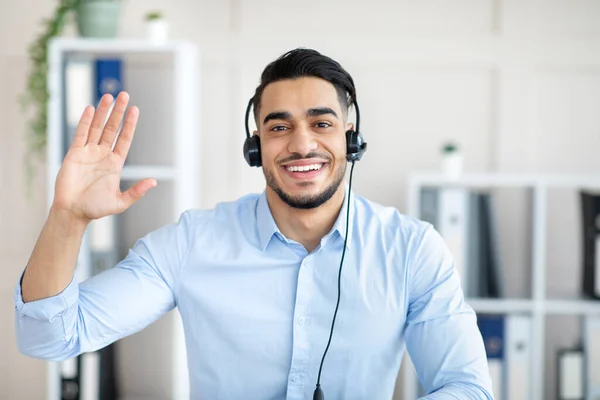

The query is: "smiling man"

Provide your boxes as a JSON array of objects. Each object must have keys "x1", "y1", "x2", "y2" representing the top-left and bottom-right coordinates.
[{"x1": 14, "y1": 48, "x2": 494, "y2": 400}]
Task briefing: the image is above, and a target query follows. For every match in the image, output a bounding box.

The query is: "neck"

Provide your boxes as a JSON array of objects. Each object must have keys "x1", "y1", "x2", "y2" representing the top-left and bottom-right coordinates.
[{"x1": 266, "y1": 184, "x2": 346, "y2": 253}]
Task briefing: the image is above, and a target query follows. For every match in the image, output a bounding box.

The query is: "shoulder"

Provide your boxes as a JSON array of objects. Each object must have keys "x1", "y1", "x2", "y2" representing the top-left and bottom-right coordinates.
[
  {"x1": 174, "y1": 192, "x2": 261, "y2": 245},
  {"x1": 352, "y1": 192, "x2": 431, "y2": 242}
]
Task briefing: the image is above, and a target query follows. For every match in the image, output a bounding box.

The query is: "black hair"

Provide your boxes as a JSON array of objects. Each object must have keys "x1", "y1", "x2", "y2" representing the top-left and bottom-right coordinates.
[{"x1": 252, "y1": 48, "x2": 356, "y2": 126}]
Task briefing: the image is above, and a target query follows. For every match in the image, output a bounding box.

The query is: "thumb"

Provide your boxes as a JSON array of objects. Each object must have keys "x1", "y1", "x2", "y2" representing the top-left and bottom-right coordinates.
[{"x1": 119, "y1": 178, "x2": 157, "y2": 211}]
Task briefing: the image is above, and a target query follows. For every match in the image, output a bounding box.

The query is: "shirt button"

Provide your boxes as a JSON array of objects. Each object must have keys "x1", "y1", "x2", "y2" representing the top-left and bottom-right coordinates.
[
  {"x1": 297, "y1": 317, "x2": 305, "y2": 325},
  {"x1": 291, "y1": 374, "x2": 301, "y2": 383}
]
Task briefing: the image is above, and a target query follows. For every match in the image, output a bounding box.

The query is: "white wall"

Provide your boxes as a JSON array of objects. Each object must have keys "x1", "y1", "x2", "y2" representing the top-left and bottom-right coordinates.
[{"x1": 2, "y1": 0, "x2": 599, "y2": 399}]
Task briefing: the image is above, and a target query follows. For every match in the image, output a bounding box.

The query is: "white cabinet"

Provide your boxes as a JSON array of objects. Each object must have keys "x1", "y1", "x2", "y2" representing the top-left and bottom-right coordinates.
[{"x1": 46, "y1": 37, "x2": 199, "y2": 400}]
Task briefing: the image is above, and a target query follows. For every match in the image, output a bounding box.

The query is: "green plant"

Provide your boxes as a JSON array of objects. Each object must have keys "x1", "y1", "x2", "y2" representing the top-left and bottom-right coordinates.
[
  {"x1": 20, "y1": 0, "x2": 81, "y2": 196},
  {"x1": 145, "y1": 11, "x2": 163, "y2": 21},
  {"x1": 20, "y1": 0, "x2": 120, "y2": 196},
  {"x1": 442, "y1": 142, "x2": 458, "y2": 154}
]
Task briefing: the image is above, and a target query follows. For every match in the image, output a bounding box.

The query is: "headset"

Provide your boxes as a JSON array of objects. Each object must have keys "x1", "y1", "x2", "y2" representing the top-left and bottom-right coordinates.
[{"x1": 243, "y1": 93, "x2": 367, "y2": 400}]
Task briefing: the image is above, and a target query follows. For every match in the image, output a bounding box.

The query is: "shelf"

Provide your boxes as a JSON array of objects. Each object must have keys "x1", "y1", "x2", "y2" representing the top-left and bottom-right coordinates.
[
  {"x1": 465, "y1": 298, "x2": 600, "y2": 315},
  {"x1": 408, "y1": 172, "x2": 600, "y2": 190},
  {"x1": 49, "y1": 37, "x2": 195, "y2": 55},
  {"x1": 121, "y1": 165, "x2": 176, "y2": 181},
  {"x1": 467, "y1": 298, "x2": 534, "y2": 313},
  {"x1": 543, "y1": 299, "x2": 600, "y2": 315}
]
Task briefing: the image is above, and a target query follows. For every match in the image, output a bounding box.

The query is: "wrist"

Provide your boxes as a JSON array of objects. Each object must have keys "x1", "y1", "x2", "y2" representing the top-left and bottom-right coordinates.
[{"x1": 48, "y1": 204, "x2": 91, "y2": 234}]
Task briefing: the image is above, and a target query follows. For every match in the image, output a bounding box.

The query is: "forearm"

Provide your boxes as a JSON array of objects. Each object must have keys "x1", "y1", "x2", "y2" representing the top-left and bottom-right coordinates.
[{"x1": 21, "y1": 205, "x2": 89, "y2": 302}]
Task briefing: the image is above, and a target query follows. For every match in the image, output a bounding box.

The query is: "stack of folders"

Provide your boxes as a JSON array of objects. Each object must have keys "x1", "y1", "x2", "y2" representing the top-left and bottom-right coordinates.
[
  {"x1": 555, "y1": 316, "x2": 600, "y2": 400},
  {"x1": 420, "y1": 187, "x2": 504, "y2": 299},
  {"x1": 61, "y1": 55, "x2": 124, "y2": 400},
  {"x1": 477, "y1": 313, "x2": 532, "y2": 400}
]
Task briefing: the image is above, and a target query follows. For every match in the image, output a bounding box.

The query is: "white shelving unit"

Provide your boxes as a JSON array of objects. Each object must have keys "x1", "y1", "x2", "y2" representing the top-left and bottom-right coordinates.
[
  {"x1": 400, "y1": 172, "x2": 600, "y2": 400},
  {"x1": 46, "y1": 38, "x2": 199, "y2": 400}
]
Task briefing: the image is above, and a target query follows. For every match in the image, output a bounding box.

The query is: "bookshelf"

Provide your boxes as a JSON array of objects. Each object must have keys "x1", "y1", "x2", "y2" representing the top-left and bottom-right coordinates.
[
  {"x1": 45, "y1": 38, "x2": 199, "y2": 400},
  {"x1": 400, "y1": 172, "x2": 600, "y2": 400}
]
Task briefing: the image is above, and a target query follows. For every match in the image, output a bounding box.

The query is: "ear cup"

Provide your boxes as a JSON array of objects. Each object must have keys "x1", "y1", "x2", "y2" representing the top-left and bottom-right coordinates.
[
  {"x1": 346, "y1": 129, "x2": 367, "y2": 162},
  {"x1": 243, "y1": 134, "x2": 262, "y2": 167}
]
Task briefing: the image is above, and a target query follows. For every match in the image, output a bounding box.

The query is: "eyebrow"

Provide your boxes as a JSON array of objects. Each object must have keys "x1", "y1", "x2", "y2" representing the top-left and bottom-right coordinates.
[
  {"x1": 307, "y1": 107, "x2": 338, "y2": 119},
  {"x1": 263, "y1": 111, "x2": 292, "y2": 125},
  {"x1": 262, "y1": 107, "x2": 338, "y2": 125}
]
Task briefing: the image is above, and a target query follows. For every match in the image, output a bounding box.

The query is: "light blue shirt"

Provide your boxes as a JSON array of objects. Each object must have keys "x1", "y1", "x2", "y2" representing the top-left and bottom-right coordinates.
[{"x1": 14, "y1": 185, "x2": 493, "y2": 399}]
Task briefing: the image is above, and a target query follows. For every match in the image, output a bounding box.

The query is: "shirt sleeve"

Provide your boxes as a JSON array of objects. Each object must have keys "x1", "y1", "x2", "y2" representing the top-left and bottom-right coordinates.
[
  {"x1": 404, "y1": 223, "x2": 495, "y2": 400},
  {"x1": 14, "y1": 210, "x2": 193, "y2": 362}
]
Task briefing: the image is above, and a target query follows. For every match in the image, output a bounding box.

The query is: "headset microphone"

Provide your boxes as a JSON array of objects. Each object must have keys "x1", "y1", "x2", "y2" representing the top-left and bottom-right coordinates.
[{"x1": 243, "y1": 94, "x2": 367, "y2": 400}]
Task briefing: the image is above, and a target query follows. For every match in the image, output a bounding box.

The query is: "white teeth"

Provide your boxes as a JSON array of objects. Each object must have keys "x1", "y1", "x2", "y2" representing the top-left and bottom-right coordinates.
[{"x1": 286, "y1": 163, "x2": 324, "y2": 172}]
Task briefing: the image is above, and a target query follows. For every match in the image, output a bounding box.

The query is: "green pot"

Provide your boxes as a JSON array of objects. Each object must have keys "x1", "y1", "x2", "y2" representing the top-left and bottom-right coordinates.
[{"x1": 76, "y1": 1, "x2": 121, "y2": 38}]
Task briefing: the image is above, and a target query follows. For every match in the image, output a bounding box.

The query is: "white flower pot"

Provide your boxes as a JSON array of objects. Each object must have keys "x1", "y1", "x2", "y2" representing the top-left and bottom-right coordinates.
[
  {"x1": 146, "y1": 19, "x2": 168, "y2": 43},
  {"x1": 442, "y1": 152, "x2": 463, "y2": 179}
]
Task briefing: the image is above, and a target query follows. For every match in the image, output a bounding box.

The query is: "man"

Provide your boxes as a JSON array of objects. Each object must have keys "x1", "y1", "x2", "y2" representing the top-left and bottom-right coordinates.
[{"x1": 14, "y1": 48, "x2": 494, "y2": 399}]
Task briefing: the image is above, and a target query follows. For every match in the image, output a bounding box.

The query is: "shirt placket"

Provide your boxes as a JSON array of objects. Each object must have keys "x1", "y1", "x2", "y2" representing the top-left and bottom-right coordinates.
[{"x1": 286, "y1": 254, "x2": 315, "y2": 400}]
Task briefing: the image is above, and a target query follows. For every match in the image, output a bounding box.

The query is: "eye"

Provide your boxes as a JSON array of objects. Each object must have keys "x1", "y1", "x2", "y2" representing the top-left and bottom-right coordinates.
[
  {"x1": 315, "y1": 122, "x2": 331, "y2": 129},
  {"x1": 270, "y1": 125, "x2": 288, "y2": 132}
]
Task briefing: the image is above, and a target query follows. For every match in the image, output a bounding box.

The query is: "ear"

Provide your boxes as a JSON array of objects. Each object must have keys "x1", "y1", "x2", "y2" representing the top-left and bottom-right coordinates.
[
  {"x1": 346, "y1": 122, "x2": 355, "y2": 132},
  {"x1": 253, "y1": 129, "x2": 259, "y2": 136}
]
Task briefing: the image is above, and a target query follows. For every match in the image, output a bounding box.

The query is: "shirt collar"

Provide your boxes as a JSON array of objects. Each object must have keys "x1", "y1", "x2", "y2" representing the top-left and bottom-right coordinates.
[
  {"x1": 255, "y1": 183, "x2": 355, "y2": 252},
  {"x1": 256, "y1": 190, "x2": 280, "y2": 251}
]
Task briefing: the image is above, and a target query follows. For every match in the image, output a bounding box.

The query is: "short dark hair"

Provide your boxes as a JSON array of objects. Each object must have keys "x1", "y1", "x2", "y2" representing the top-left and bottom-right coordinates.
[{"x1": 252, "y1": 48, "x2": 356, "y2": 126}]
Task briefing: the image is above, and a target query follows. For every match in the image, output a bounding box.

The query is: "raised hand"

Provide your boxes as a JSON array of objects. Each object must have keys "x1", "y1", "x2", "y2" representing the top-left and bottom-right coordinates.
[{"x1": 52, "y1": 91, "x2": 156, "y2": 223}]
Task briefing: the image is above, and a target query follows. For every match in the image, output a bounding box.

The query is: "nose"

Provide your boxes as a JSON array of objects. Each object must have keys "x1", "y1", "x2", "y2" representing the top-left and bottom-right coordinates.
[{"x1": 287, "y1": 123, "x2": 318, "y2": 157}]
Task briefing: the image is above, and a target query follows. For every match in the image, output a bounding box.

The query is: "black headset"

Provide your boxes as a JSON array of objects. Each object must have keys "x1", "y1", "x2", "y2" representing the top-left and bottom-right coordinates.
[
  {"x1": 242, "y1": 92, "x2": 367, "y2": 400},
  {"x1": 243, "y1": 96, "x2": 367, "y2": 167}
]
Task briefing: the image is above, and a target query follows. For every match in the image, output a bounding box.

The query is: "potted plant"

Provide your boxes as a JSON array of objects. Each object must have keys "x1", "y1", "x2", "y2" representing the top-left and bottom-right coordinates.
[
  {"x1": 20, "y1": 0, "x2": 122, "y2": 194},
  {"x1": 441, "y1": 141, "x2": 463, "y2": 179},
  {"x1": 76, "y1": 0, "x2": 123, "y2": 38},
  {"x1": 145, "y1": 11, "x2": 168, "y2": 44}
]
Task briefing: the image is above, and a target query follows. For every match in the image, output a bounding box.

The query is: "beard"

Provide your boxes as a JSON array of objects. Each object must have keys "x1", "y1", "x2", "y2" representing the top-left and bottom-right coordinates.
[{"x1": 263, "y1": 159, "x2": 346, "y2": 209}]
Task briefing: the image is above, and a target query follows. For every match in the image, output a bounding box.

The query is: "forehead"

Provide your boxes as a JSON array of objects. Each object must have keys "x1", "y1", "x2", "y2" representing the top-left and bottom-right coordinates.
[{"x1": 259, "y1": 77, "x2": 341, "y2": 116}]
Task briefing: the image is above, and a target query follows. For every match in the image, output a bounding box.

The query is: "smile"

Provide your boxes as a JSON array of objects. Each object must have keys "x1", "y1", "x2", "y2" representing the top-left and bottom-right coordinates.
[
  {"x1": 285, "y1": 163, "x2": 324, "y2": 172},
  {"x1": 280, "y1": 162, "x2": 328, "y2": 180}
]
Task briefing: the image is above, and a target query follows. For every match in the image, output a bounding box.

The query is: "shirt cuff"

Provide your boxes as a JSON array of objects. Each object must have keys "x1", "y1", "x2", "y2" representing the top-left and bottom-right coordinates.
[{"x1": 13, "y1": 268, "x2": 79, "y2": 322}]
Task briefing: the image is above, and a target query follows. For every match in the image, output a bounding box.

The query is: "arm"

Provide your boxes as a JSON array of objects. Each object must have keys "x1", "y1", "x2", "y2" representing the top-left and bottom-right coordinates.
[
  {"x1": 20, "y1": 206, "x2": 89, "y2": 303},
  {"x1": 14, "y1": 91, "x2": 165, "y2": 360},
  {"x1": 20, "y1": 91, "x2": 155, "y2": 303},
  {"x1": 404, "y1": 223, "x2": 494, "y2": 400},
  {"x1": 14, "y1": 211, "x2": 191, "y2": 361}
]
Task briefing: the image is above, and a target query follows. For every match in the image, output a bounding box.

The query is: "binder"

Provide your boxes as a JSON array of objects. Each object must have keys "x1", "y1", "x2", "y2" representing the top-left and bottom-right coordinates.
[
  {"x1": 477, "y1": 193, "x2": 503, "y2": 298},
  {"x1": 61, "y1": 357, "x2": 80, "y2": 400},
  {"x1": 583, "y1": 316, "x2": 600, "y2": 399},
  {"x1": 477, "y1": 314, "x2": 505, "y2": 400},
  {"x1": 580, "y1": 191, "x2": 600, "y2": 299},
  {"x1": 421, "y1": 187, "x2": 470, "y2": 295},
  {"x1": 557, "y1": 347, "x2": 584, "y2": 400},
  {"x1": 504, "y1": 314, "x2": 531, "y2": 400}
]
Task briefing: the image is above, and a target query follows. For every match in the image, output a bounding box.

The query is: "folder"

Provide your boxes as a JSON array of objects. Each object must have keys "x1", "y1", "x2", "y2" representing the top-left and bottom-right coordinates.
[
  {"x1": 584, "y1": 316, "x2": 600, "y2": 399},
  {"x1": 557, "y1": 347, "x2": 584, "y2": 400},
  {"x1": 477, "y1": 314, "x2": 505, "y2": 400},
  {"x1": 580, "y1": 191, "x2": 600, "y2": 299}
]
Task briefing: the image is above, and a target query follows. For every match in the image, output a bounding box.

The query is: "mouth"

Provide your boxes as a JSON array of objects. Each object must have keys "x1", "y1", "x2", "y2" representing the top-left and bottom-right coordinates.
[{"x1": 280, "y1": 162, "x2": 328, "y2": 180}]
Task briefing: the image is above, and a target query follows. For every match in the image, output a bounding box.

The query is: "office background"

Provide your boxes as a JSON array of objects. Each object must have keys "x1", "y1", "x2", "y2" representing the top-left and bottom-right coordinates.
[{"x1": 1, "y1": 0, "x2": 600, "y2": 399}]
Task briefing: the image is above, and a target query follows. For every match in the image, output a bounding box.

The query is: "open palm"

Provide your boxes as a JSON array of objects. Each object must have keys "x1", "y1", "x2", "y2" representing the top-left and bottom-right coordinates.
[{"x1": 53, "y1": 92, "x2": 156, "y2": 222}]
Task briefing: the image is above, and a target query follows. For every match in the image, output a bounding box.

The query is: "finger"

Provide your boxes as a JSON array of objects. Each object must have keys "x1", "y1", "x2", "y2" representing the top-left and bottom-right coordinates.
[
  {"x1": 99, "y1": 91, "x2": 130, "y2": 148},
  {"x1": 113, "y1": 105, "x2": 139, "y2": 159},
  {"x1": 71, "y1": 105, "x2": 95, "y2": 148},
  {"x1": 118, "y1": 178, "x2": 157, "y2": 211},
  {"x1": 86, "y1": 94, "x2": 115, "y2": 144}
]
